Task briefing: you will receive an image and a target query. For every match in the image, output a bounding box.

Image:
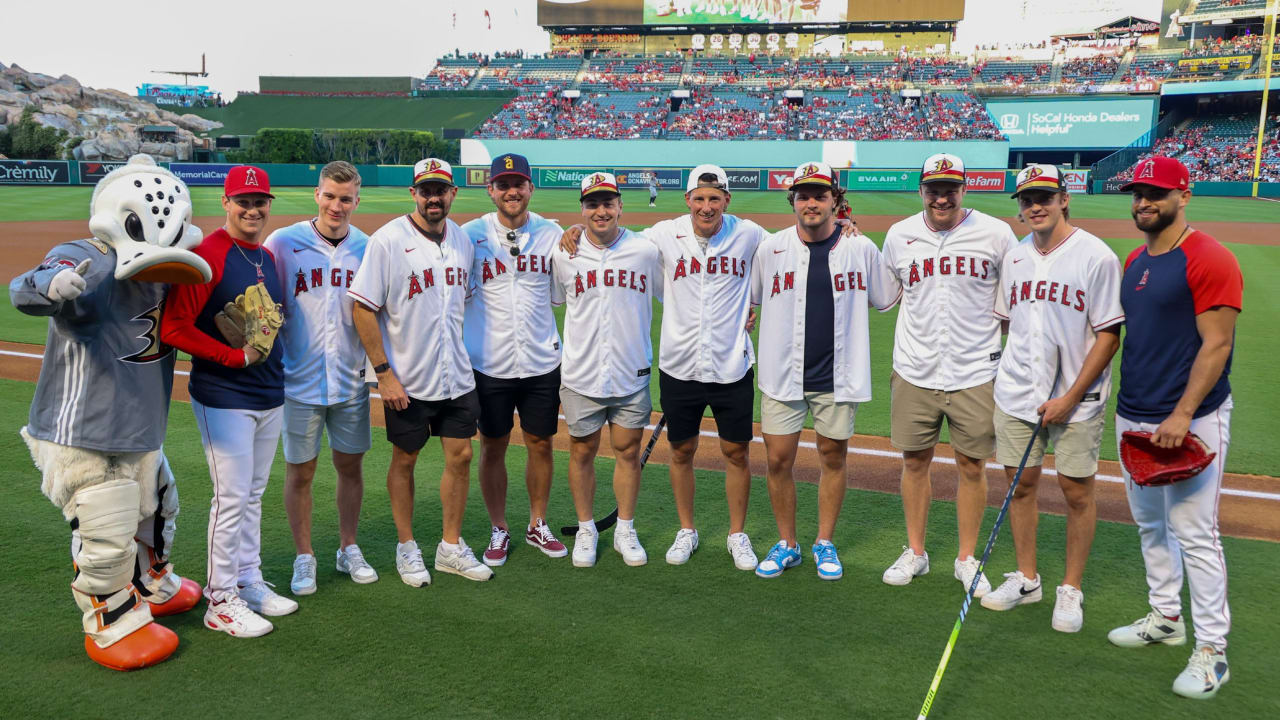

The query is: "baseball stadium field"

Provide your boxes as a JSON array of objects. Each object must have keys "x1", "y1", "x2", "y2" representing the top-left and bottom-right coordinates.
[{"x1": 1, "y1": 187, "x2": 1277, "y2": 717}]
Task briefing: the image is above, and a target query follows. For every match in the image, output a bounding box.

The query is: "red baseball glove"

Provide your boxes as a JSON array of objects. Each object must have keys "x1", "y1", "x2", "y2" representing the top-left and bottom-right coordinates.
[{"x1": 1120, "y1": 431, "x2": 1216, "y2": 487}]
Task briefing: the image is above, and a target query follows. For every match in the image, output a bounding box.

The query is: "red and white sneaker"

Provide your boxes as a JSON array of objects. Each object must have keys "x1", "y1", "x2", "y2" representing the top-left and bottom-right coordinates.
[
  {"x1": 204, "y1": 594, "x2": 272, "y2": 638},
  {"x1": 525, "y1": 519, "x2": 568, "y2": 558},
  {"x1": 483, "y1": 526, "x2": 510, "y2": 567}
]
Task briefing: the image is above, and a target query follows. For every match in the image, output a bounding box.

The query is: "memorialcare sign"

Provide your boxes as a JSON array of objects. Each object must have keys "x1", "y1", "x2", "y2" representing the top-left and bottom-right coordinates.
[
  {"x1": 169, "y1": 163, "x2": 235, "y2": 185},
  {"x1": 985, "y1": 98, "x2": 1157, "y2": 150},
  {"x1": 0, "y1": 160, "x2": 70, "y2": 185}
]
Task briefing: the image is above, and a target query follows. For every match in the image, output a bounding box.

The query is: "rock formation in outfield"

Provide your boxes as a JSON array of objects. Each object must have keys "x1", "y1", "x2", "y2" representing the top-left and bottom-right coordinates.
[{"x1": 0, "y1": 63, "x2": 223, "y2": 162}]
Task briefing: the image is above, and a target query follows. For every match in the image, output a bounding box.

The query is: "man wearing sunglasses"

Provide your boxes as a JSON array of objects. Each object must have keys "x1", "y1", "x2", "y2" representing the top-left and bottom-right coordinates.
[{"x1": 462, "y1": 153, "x2": 569, "y2": 566}]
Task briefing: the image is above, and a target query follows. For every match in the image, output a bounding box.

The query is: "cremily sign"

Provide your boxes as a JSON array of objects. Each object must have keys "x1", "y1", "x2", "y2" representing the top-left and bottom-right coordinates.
[{"x1": 986, "y1": 98, "x2": 1156, "y2": 150}]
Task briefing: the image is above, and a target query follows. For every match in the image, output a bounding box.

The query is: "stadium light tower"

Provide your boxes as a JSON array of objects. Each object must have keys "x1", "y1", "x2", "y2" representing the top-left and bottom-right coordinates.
[{"x1": 151, "y1": 53, "x2": 209, "y2": 86}]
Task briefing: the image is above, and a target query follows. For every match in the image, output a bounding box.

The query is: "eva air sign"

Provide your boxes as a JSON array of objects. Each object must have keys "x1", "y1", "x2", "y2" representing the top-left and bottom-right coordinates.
[
  {"x1": 844, "y1": 170, "x2": 921, "y2": 191},
  {"x1": 538, "y1": 168, "x2": 597, "y2": 189}
]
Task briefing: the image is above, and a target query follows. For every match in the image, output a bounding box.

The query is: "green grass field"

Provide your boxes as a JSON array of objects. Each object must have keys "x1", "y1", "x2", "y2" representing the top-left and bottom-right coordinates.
[
  {"x1": 0, "y1": 378, "x2": 1276, "y2": 717},
  {"x1": 2, "y1": 188, "x2": 1275, "y2": 474},
  {"x1": 178, "y1": 94, "x2": 512, "y2": 138}
]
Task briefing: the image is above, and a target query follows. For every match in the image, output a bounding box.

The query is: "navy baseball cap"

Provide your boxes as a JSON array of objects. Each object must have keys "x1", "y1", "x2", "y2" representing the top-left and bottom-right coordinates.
[{"x1": 490, "y1": 153, "x2": 531, "y2": 183}]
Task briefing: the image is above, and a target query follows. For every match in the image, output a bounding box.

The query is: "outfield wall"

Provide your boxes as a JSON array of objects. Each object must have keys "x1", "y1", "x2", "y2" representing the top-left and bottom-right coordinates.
[{"x1": 459, "y1": 139, "x2": 1010, "y2": 171}]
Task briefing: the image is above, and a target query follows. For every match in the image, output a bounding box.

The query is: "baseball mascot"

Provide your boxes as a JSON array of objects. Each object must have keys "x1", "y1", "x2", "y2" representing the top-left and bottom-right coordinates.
[{"x1": 10, "y1": 154, "x2": 212, "y2": 670}]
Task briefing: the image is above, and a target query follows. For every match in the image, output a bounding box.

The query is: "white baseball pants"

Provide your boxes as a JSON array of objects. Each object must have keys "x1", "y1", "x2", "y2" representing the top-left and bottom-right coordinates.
[
  {"x1": 1116, "y1": 395, "x2": 1232, "y2": 650},
  {"x1": 192, "y1": 399, "x2": 282, "y2": 602}
]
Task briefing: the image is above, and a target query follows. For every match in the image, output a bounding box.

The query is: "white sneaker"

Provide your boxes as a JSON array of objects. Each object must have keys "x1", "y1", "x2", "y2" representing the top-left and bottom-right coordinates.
[
  {"x1": 290, "y1": 554, "x2": 317, "y2": 596},
  {"x1": 665, "y1": 528, "x2": 699, "y2": 565},
  {"x1": 882, "y1": 546, "x2": 930, "y2": 586},
  {"x1": 336, "y1": 544, "x2": 379, "y2": 584},
  {"x1": 1108, "y1": 609, "x2": 1187, "y2": 648},
  {"x1": 954, "y1": 556, "x2": 992, "y2": 598},
  {"x1": 238, "y1": 580, "x2": 299, "y2": 616},
  {"x1": 980, "y1": 571, "x2": 1042, "y2": 611},
  {"x1": 1172, "y1": 646, "x2": 1230, "y2": 699},
  {"x1": 613, "y1": 524, "x2": 648, "y2": 566},
  {"x1": 1052, "y1": 584, "x2": 1084, "y2": 633},
  {"x1": 572, "y1": 526, "x2": 598, "y2": 568},
  {"x1": 204, "y1": 594, "x2": 273, "y2": 638},
  {"x1": 434, "y1": 539, "x2": 494, "y2": 582},
  {"x1": 395, "y1": 540, "x2": 432, "y2": 587},
  {"x1": 727, "y1": 532, "x2": 758, "y2": 571}
]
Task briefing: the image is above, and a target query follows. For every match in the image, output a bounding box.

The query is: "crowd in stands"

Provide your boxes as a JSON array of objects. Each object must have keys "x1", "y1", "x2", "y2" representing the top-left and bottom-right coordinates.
[
  {"x1": 790, "y1": 91, "x2": 1003, "y2": 141},
  {"x1": 1182, "y1": 34, "x2": 1263, "y2": 59},
  {"x1": 1110, "y1": 115, "x2": 1280, "y2": 183},
  {"x1": 421, "y1": 68, "x2": 476, "y2": 90},
  {"x1": 1060, "y1": 55, "x2": 1121, "y2": 84},
  {"x1": 474, "y1": 92, "x2": 666, "y2": 139},
  {"x1": 667, "y1": 88, "x2": 786, "y2": 139}
]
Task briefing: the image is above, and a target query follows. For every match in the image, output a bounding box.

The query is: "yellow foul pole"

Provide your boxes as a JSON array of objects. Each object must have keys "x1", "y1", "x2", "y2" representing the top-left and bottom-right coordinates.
[{"x1": 1251, "y1": 0, "x2": 1278, "y2": 197}]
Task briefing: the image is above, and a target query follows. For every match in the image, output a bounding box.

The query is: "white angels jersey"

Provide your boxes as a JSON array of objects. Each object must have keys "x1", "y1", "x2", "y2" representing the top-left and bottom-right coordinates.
[
  {"x1": 993, "y1": 228, "x2": 1125, "y2": 424},
  {"x1": 645, "y1": 214, "x2": 766, "y2": 384},
  {"x1": 551, "y1": 229, "x2": 660, "y2": 398},
  {"x1": 347, "y1": 215, "x2": 475, "y2": 401},
  {"x1": 462, "y1": 211, "x2": 562, "y2": 379},
  {"x1": 264, "y1": 219, "x2": 370, "y2": 406},
  {"x1": 749, "y1": 227, "x2": 900, "y2": 403},
  {"x1": 882, "y1": 208, "x2": 1017, "y2": 391}
]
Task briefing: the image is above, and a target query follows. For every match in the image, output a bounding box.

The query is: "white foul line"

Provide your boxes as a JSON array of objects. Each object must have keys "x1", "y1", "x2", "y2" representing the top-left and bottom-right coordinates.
[{"x1": 2, "y1": 348, "x2": 1277, "y2": 502}]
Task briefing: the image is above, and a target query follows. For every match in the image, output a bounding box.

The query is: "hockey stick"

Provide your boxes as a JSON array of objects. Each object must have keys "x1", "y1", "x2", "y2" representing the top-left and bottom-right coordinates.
[
  {"x1": 561, "y1": 415, "x2": 666, "y2": 536},
  {"x1": 917, "y1": 352, "x2": 1061, "y2": 719}
]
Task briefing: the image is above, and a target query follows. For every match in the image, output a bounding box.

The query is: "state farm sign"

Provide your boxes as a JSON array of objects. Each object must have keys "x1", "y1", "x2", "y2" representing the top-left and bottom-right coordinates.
[{"x1": 965, "y1": 171, "x2": 1005, "y2": 192}]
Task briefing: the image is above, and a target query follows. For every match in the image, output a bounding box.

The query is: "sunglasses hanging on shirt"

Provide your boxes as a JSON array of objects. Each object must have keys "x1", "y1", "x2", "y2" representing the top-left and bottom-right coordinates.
[{"x1": 505, "y1": 229, "x2": 520, "y2": 256}]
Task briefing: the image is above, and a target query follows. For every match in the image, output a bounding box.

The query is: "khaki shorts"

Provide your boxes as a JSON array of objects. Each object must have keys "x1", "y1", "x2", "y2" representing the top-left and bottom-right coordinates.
[
  {"x1": 761, "y1": 392, "x2": 857, "y2": 440},
  {"x1": 559, "y1": 386, "x2": 652, "y2": 438},
  {"x1": 890, "y1": 372, "x2": 995, "y2": 459},
  {"x1": 994, "y1": 407, "x2": 1105, "y2": 478}
]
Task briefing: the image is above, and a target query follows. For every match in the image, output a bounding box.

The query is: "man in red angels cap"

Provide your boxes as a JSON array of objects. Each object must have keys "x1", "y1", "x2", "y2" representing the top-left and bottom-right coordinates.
[
  {"x1": 162, "y1": 165, "x2": 296, "y2": 638},
  {"x1": 1107, "y1": 156, "x2": 1243, "y2": 701}
]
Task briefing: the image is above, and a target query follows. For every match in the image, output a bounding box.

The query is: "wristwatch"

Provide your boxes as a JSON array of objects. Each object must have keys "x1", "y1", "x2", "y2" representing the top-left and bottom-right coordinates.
[{"x1": 373, "y1": 363, "x2": 390, "y2": 374}]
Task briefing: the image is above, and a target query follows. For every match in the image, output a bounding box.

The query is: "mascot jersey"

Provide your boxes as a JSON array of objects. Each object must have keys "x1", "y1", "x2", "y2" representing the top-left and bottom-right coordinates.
[{"x1": 10, "y1": 238, "x2": 175, "y2": 452}]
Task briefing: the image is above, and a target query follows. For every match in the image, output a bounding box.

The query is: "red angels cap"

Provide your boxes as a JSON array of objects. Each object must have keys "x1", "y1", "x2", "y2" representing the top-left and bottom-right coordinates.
[
  {"x1": 790, "y1": 161, "x2": 835, "y2": 189},
  {"x1": 920, "y1": 153, "x2": 965, "y2": 184},
  {"x1": 224, "y1": 165, "x2": 274, "y2": 198},
  {"x1": 413, "y1": 158, "x2": 455, "y2": 187},
  {"x1": 580, "y1": 171, "x2": 619, "y2": 199},
  {"x1": 1011, "y1": 164, "x2": 1063, "y2": 198},
  {"x1": 1119, "y1": 156, "x2": 1190, "y2": 192}
]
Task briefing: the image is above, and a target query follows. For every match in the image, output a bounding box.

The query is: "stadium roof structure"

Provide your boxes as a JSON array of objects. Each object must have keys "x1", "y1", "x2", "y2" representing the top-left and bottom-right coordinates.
[
  {"x1": 1181, "y1": 0, "x2": 1271, "y2": 23},
  {"x1": 1051, "y1": 16, "x2": 1160, "y2": 41}
]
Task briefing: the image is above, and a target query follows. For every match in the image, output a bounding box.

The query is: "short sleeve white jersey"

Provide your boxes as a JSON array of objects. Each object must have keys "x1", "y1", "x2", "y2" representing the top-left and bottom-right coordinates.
[
  {"x1": 749, "y1": 226, "x2": 900, "y2": 403},
  {"x1": 462, "y1": 211, "x2": 562, "y2": 379},
  {"x1": 645, "y1": 213, "x2": 765, "y2": 383},
  {"x1": 882, "y1": 208, "x2": 1016, "y2": 390},
  {"x1": 347, "y1": 215, "x2": 475, "y2": 401},
  {"x1": 264, "y1": 220, "x2": 370, "y2": 405},
  {"x1": 993, "y1": 228, "x2": 1125, "y2": 423},
  {"x1": 551, "y1": 229, "x2": 660, "y2": 398}
]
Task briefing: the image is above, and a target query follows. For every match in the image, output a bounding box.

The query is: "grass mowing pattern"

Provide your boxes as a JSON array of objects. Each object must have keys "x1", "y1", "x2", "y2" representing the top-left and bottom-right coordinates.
[{"x1": 0, "y1": 378, "x2": 1275, "y2": 717}]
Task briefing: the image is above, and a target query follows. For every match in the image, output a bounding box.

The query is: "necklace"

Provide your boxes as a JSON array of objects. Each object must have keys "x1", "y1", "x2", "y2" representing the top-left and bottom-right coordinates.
[
  {"x1": 232, "y1": 236, "x2": 266, "y2": 281},
  {"x1": 1170, "y1": 225, "x2": 1192, "y2": 251}
]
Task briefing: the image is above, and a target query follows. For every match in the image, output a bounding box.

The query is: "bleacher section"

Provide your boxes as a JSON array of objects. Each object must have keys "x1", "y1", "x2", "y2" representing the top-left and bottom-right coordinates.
[
  {"x1": 1110, "y1": 113, "x2": 1280, "y2": 183},
  {"x1": 1124, "y1": 51, "x2": 1181, "y2": 81},
  {"x1": 1060, "y1": 56, "x2": 1121, "y2": 84}
]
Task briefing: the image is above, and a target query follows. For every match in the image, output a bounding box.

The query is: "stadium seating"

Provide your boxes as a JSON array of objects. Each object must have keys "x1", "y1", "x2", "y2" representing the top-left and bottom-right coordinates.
[
  {"x1": 1110, "y1": 113, "x2": 1280, "y2": 183},
  {"x1": 1060, "y1": 55, "x2": 1121, "y2": 84}
]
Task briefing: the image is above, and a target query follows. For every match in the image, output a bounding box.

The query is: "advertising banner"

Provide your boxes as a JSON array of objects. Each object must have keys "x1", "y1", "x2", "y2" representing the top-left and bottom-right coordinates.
[
  {"x1": 1062, "y1": 169, "x2": 1090, "y2": 193},
  {"x1": 643, "y1": 0, "x2": 846, "y2": 25},
  {"x1": 723, "y1": 168, "x2": 763, "y2": 190},
  {"x1": 537, "y1": 167, "x2": 598, "y2": 189},
  {"x1": 615, "y1": 168, "x2": 682, "y2": 189},
  {"x1": 169, "y1": 163, "x2": 235, "y2": 185},
  {"x1": 1103, "y1": 179, "x2": 1127, "y2": 194},
  {"x1": 986, "y1": 98, "x2": 1157, "y2": 149},
  {"x1": 467, "y1": 167, "x2": 491, "y2": 187},
  {"x1": 844, "y1": 169, "x2": 920, "y2": 191},
  {"x1": 965, "y1": 171, "x2": 1005, "y2": 192},
  {"x1": 766, "y1": 168, "x2": 795, "y2": 190},
  {"x1": 0, "y1": 159, "x2": 70, "y2": 185},
  {"x1": 79, "y1": 161, "x2": 128, "y2": 184}
]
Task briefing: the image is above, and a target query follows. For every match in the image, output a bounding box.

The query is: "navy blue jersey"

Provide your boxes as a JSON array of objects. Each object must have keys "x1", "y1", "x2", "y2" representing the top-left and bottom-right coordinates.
[{"x1": 802, "y1": 227, "x2": 840, "y2": 393}]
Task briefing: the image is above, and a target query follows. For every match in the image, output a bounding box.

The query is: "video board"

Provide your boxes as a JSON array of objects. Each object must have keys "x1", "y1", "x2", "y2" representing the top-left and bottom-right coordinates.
[
  {"x1": 985, "y1": 97, "x2": 1158, "y2": 150},
  {"x1": 538, "y1": 0, "x2": 963, "y2": 26}
]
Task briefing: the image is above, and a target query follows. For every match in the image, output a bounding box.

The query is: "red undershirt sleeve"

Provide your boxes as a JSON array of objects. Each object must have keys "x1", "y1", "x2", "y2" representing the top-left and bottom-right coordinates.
[{"x1": 160, "y1": 239, "x2": 247, "y2": 368}]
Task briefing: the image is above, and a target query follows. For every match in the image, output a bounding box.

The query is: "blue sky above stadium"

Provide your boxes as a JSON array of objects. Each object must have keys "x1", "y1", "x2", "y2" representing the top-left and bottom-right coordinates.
[{"x1": 5, "y1": 0, "x2": 1161, "y2": 100}]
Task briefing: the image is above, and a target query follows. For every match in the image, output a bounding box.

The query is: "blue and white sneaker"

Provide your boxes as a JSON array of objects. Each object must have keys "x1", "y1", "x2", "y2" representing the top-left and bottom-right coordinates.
[
  {"x1": 812, "y1": 540, "x2": 843, "y2": 581},
  {"x1": 755, "y1": 541, "x2": 802, "y2": 578}
]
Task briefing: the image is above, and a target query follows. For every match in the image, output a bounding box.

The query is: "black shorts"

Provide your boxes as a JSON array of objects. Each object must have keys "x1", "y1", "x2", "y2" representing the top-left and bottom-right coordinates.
[
  {"x1": 658, "y1": 368, "x2": 755, "y2": 444},
  {"x1": 474, "y1": 367, "x2": 561, "y2": 439},
  {"x1": 384, "y1": 391, "x2": 479, "y2": 453}
]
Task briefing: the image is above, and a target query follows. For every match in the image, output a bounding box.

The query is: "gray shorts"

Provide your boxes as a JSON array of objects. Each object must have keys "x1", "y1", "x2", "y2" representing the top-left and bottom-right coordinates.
[
  {"x1": 559, "y1": 386, "x2": 652, "y2": 438},
  {"x1": 760, "y1": 392, "x2": 857, "y2": 440},
  {"x1": 994, "y1": 406, "x2": 1106, "y2": 478},
  {"x1": 282, "y1": 390, "x2": 373, "y2": 464}
]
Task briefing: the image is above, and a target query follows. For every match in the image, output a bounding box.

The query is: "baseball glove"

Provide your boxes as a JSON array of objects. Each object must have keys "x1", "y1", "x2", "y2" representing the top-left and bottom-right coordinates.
[
  {"x1": 214, "y1": 282, "x2": 283, "y2": 362},
  {"x1": 1120, "y1": 431, "x2": 1216, "y2": 487}
]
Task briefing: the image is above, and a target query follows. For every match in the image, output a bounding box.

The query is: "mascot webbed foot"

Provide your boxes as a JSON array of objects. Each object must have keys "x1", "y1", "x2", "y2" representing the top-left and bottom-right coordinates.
[
  {"x1": 148, "y1": 577, "x2": 201, "y2": 617},
  {"x1": 85, "y1": 622, "x2": 178, "y2": 671}
]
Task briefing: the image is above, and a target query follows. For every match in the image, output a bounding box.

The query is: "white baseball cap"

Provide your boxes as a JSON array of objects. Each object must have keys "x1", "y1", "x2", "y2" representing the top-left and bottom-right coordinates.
[
  {"x1": 686, "y1": 164, "x2": 729, "y2": 193},
  {"x1": 1011, "y1": 164, "x2": 1064, "y2": 198},
  {"x1": 412, "y1": 158, "x2": 454, "y2": 187},
  {"x1": 920, "y1": 153, "x2": 965, "y2": 184},
  {"x1": 580, "y1": 171, "x2": 620, "y2": 199},
  {"x1": 790, "y1": 161, "x2": 835, "y2": 189}
]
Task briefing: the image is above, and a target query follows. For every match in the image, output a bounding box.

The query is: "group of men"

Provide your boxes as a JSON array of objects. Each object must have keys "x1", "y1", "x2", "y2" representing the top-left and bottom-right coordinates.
[{"x1": 17, "y1": 151, "x2": 1240, "y2": 700}]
